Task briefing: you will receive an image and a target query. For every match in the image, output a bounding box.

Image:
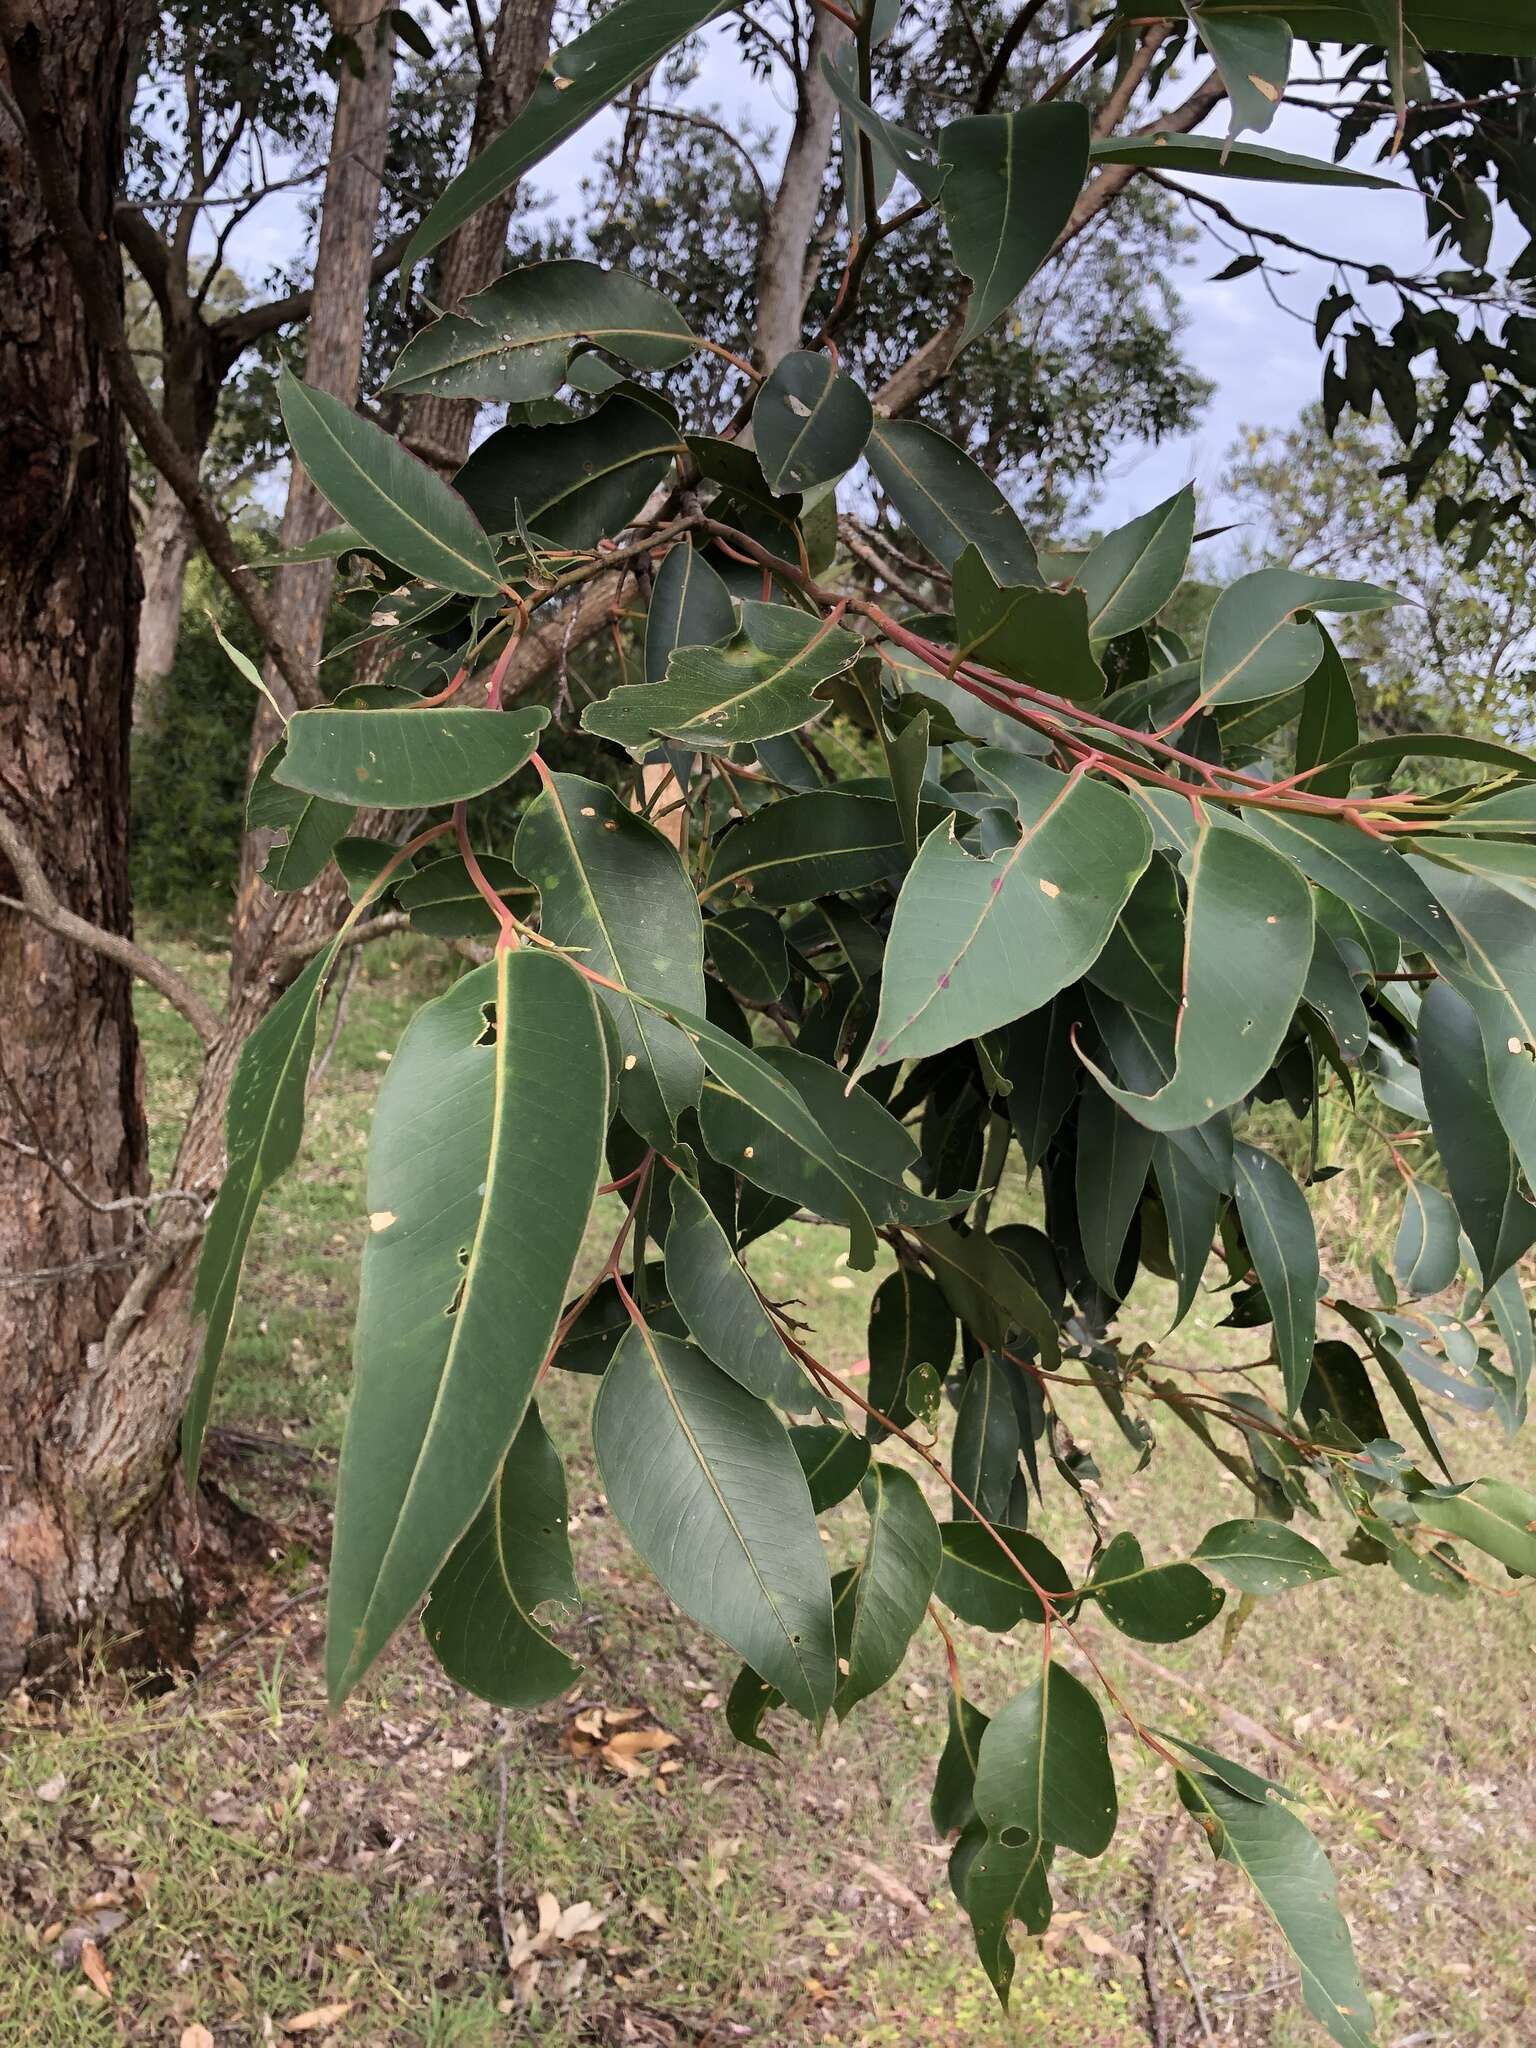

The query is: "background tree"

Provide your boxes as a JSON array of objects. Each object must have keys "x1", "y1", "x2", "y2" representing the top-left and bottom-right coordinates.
[{"x1": 1225, "y1": 400, "x2": 1536, "y2": 738}]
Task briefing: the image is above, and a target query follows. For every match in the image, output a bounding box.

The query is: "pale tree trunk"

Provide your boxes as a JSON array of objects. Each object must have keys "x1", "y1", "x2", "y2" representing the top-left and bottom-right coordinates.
[
  {"x1": 399, "y1": 0, "x2": 556, "y2": 476},
  {"x1": 753, "y1": 4, "x2": 849, "y2": 369},
  {"x1": 0, "y1": 0, "x2": 194, "y2": 1690},
  {"x1": 134, "y1": 476, "x2": 194, "y2": 715}
]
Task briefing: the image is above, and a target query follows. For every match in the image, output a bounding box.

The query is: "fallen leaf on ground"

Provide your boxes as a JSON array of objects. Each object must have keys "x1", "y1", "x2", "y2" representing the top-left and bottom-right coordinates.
[
  {"x1": 282, "y1": 2004, "x2": 353, "y2": 2033},
  {"x1": 35, "y1": 1773, "x2": 68, "y2": 1804},
  {"x1": 180, "y1": 2028, "x2": 216, "y2": 2048},
  {"x1": 79, "y1": 1940, "x2": 111, "y2": 1999}
]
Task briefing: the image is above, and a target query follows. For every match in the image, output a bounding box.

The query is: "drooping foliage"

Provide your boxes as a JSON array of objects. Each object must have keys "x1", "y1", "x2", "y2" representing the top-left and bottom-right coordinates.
[{"x1": 197, "y1": 5, "x2": 1536, "y2": 2040}]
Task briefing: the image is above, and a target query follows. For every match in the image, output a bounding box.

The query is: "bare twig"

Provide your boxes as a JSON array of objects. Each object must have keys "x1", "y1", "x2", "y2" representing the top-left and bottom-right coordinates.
[
  {"x1": 0, "y1": 808, "x2": 224, "y2": 1045},
  {"x1": 179, "y1": 1585, "x2": 327, "y2": 1695},
  {"x1": 492, "y1": 1747, "x2": 517, "y2": 1977}
]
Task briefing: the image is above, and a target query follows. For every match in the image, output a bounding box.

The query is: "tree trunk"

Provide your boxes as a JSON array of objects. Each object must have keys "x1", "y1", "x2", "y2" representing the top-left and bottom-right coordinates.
[
  {"x1": 0, "y1": 0, "x2": 194, "y2": 1691},
  {"x1": 753, "y1": 6, "x2": 849, "y2": 369},
  {"x1": 134, "y1": 475, "x2": 194, "y2": 713},
  {"x1": 399, "y1": 0, "x2": 556, "y2": 476}
]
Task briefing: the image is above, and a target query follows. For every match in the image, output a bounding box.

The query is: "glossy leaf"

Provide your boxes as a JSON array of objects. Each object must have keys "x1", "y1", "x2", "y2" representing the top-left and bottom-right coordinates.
[
  {"x1": 1177, "y1": 1771, "x2": 1373, "y2": 2048},
  {"x1": 1392, "y1": 1177, "x2": 1460, "y2": 1296},
  {"x1": 1411, "y1": 1476, "x2": 1536, "y2": 1577},
  {"x1": 585, "y1": 601, "x2": 860, "y2": 754},
  {"x1": 187, "y1": 940, "x2": 342, "y2": 1484},
  {"x1": 664, "y1": 1174, "x2": 814, "y2": 1412},
  {"x1": 1233, "y1": 1141, "x2": 1320, "y2": 1412},
  {"x1": 455, "y1": 395, "x2": 682, "y2": 550},
  {"x1": 754, "y1": 351, "x2": 872, "y2": 492},
  {"x1": 1194, "y1": 1518, "x2": 1337, "y2": 1595},
  {"x1": 1089, "y1": 133, "x2": 1395, "y2": 186},
  {"x1": 1246, "y1": 810, "x2": 1463, "y2": 970},
  {"x1": 705, "y1": 907, "x2": 789, "y2": 1004},
  {"x1": 867, "y1": 1265, "x2": 957, "y2": 1439},
  {"x1": 1088, "y1": 1531, "x2": 1225, "y2": 1642},
  {"x1": 247, "y1": 743, "x2": 352, "y2": 891},
  {"x1": 385, "y1": 259, "x2": 696, "y2": 400},
  {"x1": 276, "y1": 705, "x2": 547, "y2": 809},
  {"x1": 1076, "y1": 485, "x2": 1196, "y2": 641},
  {"x1": 327, "y1": 948, "x2": 608, "y2": 1704},
  {"x1": 935, "y1": 1522, "x2": 1071, "y2": 1630},
  {"x1": 645, "y1": 539, "x2": 735, "y2": 683},
  {"x1": 837, "y1": 1462, "x2": 943, "y2": 1717},
  {"x1": 1188, "y1": 4, "x2": 1292, "y2": 137},
  {"x1": 708, "y1": 791, "x2": 909, "y2": 905},
  {"x1": 972, "y1": 1661, "x2": 1117, "y2": 1858},
  {"x1": 932, "y1": 1694, "x2": 990, "y2": 1838},
  {"x1": 952, "y1": 547, "x2": 1106, "y2": 701},
  {"x1": 593, "y1": 1327, "x2": 836, "y2": 1723},
  {"x1": 1076, "y1": 1085, "x2": 1155, "y2": 1298},
  {"x1": 1153, "y1": 1135, "x2": 1222, "y2": 1330},
  {"x1": 396, "y1": 852, "x2": 529, "y2": 938},
  {"x1": 819, "y1": 52, "x2": 948, "y2": 200},
  {"x1": 916, "y1": 1222, "x2": 1061, "y2": 1365},
  {"x1": 952, "y1": 1354, "x2": 1022, "y2": 1523},
  {"x1": 279, "y1": 370, "x2": 501, "y2": 594},
  {"x1": 866, "y1": 419, "x2": 1039, "y2": 583},
  {"x1": 1080, "y1": 818, "x2": 1314, "y2": 1130},
  {"x1": 420, "y1": 1405, "x2": 581, "y2": 1705},
  {"x1": 960, "y1": 1824, "x2": 1053, "y2": 2007},
  {"x1": 403, "y1": 0, "x2": 729, "y2": 269},
  {"x1": 790, "y1": 1424, "x2": 870, "y2": 1513},
  {"x1": 938, "y1": 107, "x2": 1091, "y2": 343},
  {"x1": 1198, "y1": 569, "x2": 1399, "y2": 709},
  {"x1": 515, "y1": 771, "x2": 705, "y2": 1149},
  {"x1": 859, "y1": 757, "x2": 1151, "y2": 1073}
]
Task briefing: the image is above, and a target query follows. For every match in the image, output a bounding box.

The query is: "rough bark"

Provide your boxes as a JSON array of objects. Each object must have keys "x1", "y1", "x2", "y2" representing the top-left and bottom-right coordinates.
[
  {"x1": 399, "y1": 0, "x2": 557, "y2": 476},
  {"x1": 752, "y1": 6, "x2": 850, "y2": 369},
  {"x1": 0, "y1": 0, "x2": 193, "y2": 1691}
]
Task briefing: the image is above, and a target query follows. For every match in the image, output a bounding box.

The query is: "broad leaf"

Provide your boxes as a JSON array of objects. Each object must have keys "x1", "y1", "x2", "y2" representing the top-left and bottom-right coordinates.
[
  {"x1": 1246, "y1": 810, "x2": 1464, "y2": 970},
  {"x1": 1411, "y1": 1476, "x2": 1536, "y2": 1577},
  {"x1": 396, "y1": 851, "x2": 529, "y2": 938},
  {"x1": 866, "y1": 420, "x2": 1039, "y2": 583},
  {"x1": 593, "y1": 1326, "x2": 836, "y2": 1723},
  {"x1": 754, "y1": 351, "x2": 873, "y2": 492},
  {"x1": 1198, "y1": 569, "x2": 1399, "y2": 709},
  {"x1": 952, "y1": 1354, "x2": 1022, "y2": 1523},
  {"x1": 859, "y1": 758, "x2": 1151, "y2": 1072},
  {"x1": 915, "y1": 1221, "x2": 1061, "y2": 1364},
  {"x1": 790, "y1": 1424, "x2": 870, "y2": 1513},
  {"x1": 867, "y1": 1264, "x2": 957, "y2": 1439},
  {"x1": 403, "y1": 0, "x2": 730, "y2": 269},
  {"x1": 1076, "y1": 485, "x2": 1196, "y2": 641},
  {"x1": 938, "y1": 107, "x2": 1090, "y2": 343},
  {"x1": 585, "y1": 601, "x2": 860, "y2": 754},
  {"x1": 420, "y1": 1405, "x2": 581, "y2": 1705},
  {"x1": 819, "y1": 52, "x2": 948, "y2": 201},
  {"x1": 1080, "y1": 818, "x2": 1314, "y2": 1130},
  {"x1": 933, "y1": 1694, "x2": 990, "y2": 1837},
  {"x1": 959, "y1": 1822, "x2": 1053, "y2": 2007},
  {"x1": 837, "y1": 1462, "x2": 943, "y2": 1717},
  {"x1": 664, "y1": 1174, "x2": 816, "y2": 1412},
  {"x1": 1392, "y1": 1176, "x2": 1460, "y2": 1296},
  {"x1": 705, "y1": 907, "x2": 789, "y2": 1003},
  {"x1": 1178, "y1": 1771, "x2": 1373, "y2": 2048},
  {"x1": 1088, "y1": 1531, "x2": 1224, "y2": 1642},
  {"x1": 645, "y1": 538, "x2": 734, "y2": 682},
  {"x1": 708, "y1": 791, "x2": 910, "y2": 905},
  {"x1": 515, "y1": 771, "x2": 705, "y2": 1149},
  {"x1": 456, "y1": 395, "x2": 682, "y2": 549},
  {"x1": 279, "y1": 370, "x2": 502, "y2": 594},
  {"x1": 327, "y1": 948, "x2": 608, "y2": 1703},
  {"x1": 952, "y1": 547, "x2": 1105, "y2": 701},
  {"x1": 1233, "y1": 1141, "x2": 1320, "y2": 1413},
  {"x1": 935, "y1": 1522, "x2": 1071, "y2": 1630},
  {"x1": 1076, "y1": 1085, "x2": 1155, "y2": 1298},
  {"x1": 247, "y1": 743, "x2": 352, "y2": 891},
  {"x1": 972, "y1": 1661, "x2": 1117, "y2": 1858},
  {"x1": 1194, "y1": 1518, "x2": 1337, "y2": 1594},
  {"x1": 385, "y1": 259, "x2": 696, "y2": 401},
  {"x1": 276, "y1": 705, "x2": 547, "y2": 809},
  {"x1": 186, "y1": 939, "x2": 342, "y2": 1483},
  {"x1": 1186, "y1": 2, "x2": 1292, "y2": 137}
]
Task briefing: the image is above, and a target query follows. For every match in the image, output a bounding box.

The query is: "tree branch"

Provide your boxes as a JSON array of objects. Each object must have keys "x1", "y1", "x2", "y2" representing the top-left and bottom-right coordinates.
[
  {"x1": 0, "y1": 809, "x2": 224, "y2": 1047},
  {"x1": 0, "y1": 3, "x2": 314, "y2": 708},
  {"x1": 211, "y1": 226, "x2": 413, "y2": 350},
  {"x1": 974, "y1": 0, "x2": 1051, "y2": 114}
]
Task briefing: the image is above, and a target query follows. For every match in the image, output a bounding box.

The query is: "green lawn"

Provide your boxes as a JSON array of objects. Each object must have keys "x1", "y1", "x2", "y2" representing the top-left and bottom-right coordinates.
[{"x1": 2, "y1": 925, "x2": 1532, "y2": 2045}]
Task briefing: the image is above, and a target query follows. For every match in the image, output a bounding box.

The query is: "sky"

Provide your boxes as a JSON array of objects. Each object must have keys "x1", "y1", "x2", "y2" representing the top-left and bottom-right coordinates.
[{"x1": 198, "y1": 10, "x2": 1474, "y2": 545}]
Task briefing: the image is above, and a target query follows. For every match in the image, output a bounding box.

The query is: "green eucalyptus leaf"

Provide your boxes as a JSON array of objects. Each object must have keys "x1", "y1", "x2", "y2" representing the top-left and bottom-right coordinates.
[
  {"x1": 403, "y1": 0, "x2": 730, "y2": 270},
  {"x1": 664, "y1": 1174, "x2": 817, "y2": 1412},
  {"x1": 705, "y1": 907, "x2": 790, "y2": 1003},
  {"x1": 1392, "y1": 1176, "x2": 1461, "y2": 1296},
  {"x1": 837, "y1": 1462, "x2": 943, "y2": 1717},
  {"x1": 859, "y1": 758, "x2": 1151, "y2": 1073},
  {"x1": 1233, "y1": 1141, "x2": 1320, "y2": 1413},
  {"x1": 515, "y1": 771, "x2": 705, "y2": 1151},
  {"x1": 951, "y1": 1353, "x2": 1022, "y2": 1523},
  {"x1": 708, "y1": 791, "x2": 910, "y2": 905},
  {"x1": 455, "y1": 395, "x2": 682, "y2": 547},
  {"x1": 935, "y1": 1521, "x2": 1071, "y2": 1630},
  {"x1": 952, "y1": 546, "x2": 1106, "y2": 701},
  {"x1": 279, "y1": 370, "x2": 502, "y2": 594},
  {"x1": 972, "y1": 1661, "x2": 1117, "y2": 1858},
  {"x1": 790, "y1": 1424, "x2": 871, "y2": 1513},
  {"x1": 1088, "y1": 1531, "x2": 1225, "y2": 1642},
  {"x1": 396, "y1": 852, "x2": 530, "y2": 938},
  {"x1": 1411, "y1": 1476, "x2": 1536, "y2": 1577},
  {"x1": 938, "y1": 107, "x2": 1091, "y2": 343},
  {"x1": 1076, "y1": 485, "x2": 1196, "y2": 641},
  {"x1": 593, "y1": 1326, "x2": 836, "y2": 1723},
  {"x1": 1089, "y1": 133, "x2": 1395, "y2": 187},
  {"x1": 386, "y1": 259, "x2": 696, "y2": 401},
  {"x1": 1185, "y1": 2, "x2": 1292, "y2": 138},
  {"x1": 1177, "y1": 1770, "x2": 1373, "y2": 2048},
  {"x1": 327, "y1": 948, "x2": 608, "y2": 1704},
  {"x1": 1194, "y1": 1519, "x2": 1337, "y2": 1595},
  {"x1": 867, "y1": 1265, "x2": 957, "y2": 1440},
  {"x1": 275, "y1": 705, "x2": 547, "y2": 809},
  {"x1": 1198, "y1": 569, "x2": 1400, "y2": 709},
  {"x1": 645, "y1": 538, "x2": 735, "y2": 683},
  {"x1": 420, "y1": 1404, "x2": 581, "y2": 1705},
  {"x1": 932, "y1": 1694, "x2": 991, "y2": 1838},
  {"x1": 866, "y1": 419, "x2": 1039, "y2": 583},
  {"x1": 247, "y1": 743, "x2": 353, "y2": 891},
  {"x1": 585, "y1": 601, "x2": 860, "y2": 755},
  {"x1": 754, "y1": 351, "x2": 873, "y2": 492}
]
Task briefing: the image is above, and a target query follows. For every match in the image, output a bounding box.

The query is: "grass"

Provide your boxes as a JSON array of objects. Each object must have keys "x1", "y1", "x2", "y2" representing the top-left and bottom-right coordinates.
[{"x1": 2, "y1": 923, "x2": 1533, "y2": 2045}]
